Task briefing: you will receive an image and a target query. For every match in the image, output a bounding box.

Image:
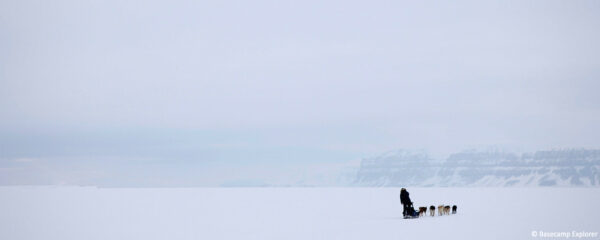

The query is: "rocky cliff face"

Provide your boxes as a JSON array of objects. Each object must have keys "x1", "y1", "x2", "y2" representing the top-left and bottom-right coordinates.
[{"x1": 355, "y1": 149, "x2": 600, "y2": 187}]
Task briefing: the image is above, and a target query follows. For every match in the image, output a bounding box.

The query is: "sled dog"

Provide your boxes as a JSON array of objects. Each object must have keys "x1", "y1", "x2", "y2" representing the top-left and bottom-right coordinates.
[
  {"x1": 418, "y1": 207, "x2": 427, "y2": 217},
  {"x1": 443, "y1": 206, "x2": 451, "y2": 215},
  {"x1": 429, "y1": 206, "x2": 435, "y2": 216}
]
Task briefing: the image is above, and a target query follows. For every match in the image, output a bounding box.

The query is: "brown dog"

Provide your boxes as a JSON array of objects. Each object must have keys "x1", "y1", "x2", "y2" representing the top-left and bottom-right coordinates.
[
  {"x1": 443, "y1": 206, "x2": 451, "y2": 215},
  {"x1": 418, "y1": 207, "x2": 427, "y2": 217},
  {"x1": 437, "y1": 205, "x2": 444, "y2": 216}
]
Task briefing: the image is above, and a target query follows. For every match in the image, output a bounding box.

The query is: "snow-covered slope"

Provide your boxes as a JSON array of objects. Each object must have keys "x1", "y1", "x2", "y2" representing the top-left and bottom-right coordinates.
[{"x1": 355, "y1": 149, "x2": 600, "y2": 187}]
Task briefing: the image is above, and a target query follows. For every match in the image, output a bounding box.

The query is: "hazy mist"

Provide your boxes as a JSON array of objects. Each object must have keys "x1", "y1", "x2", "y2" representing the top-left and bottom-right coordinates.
[{"x1": 1, "y1": 0, "x2": 599, "y2": 186}]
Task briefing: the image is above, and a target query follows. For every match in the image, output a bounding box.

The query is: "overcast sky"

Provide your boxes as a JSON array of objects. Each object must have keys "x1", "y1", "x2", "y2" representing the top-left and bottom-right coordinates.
[{"x1": 1, "y1": 0, "x2": 599, "y2": 186}]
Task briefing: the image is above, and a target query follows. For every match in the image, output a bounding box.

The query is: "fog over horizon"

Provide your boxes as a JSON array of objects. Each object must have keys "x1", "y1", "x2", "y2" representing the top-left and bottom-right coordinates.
[{"x1": 1, "y1": 0, "x2": 599, "y2": 186}]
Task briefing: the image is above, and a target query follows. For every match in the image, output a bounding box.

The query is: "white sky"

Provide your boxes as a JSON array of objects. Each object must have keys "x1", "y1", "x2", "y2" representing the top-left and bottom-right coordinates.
[{"x1": 1, "y1": 0, "x2": 599, "y2": 186}]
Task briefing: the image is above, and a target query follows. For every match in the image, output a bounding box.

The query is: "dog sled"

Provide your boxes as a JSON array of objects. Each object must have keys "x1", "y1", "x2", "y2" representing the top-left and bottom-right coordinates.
[{"x1": 403, "y1": 204, "x2": 420, "y2": 219}]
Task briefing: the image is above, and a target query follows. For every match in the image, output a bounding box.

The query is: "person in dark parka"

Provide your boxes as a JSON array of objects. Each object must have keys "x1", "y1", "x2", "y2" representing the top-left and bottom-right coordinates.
[{"x1": 400, "y1": 188, "x2": 412, "y2": 217}]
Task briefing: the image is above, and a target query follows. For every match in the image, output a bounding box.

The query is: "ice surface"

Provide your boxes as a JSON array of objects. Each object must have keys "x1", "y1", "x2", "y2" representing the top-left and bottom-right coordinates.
[{"x1": 1, "y1": 187, "x2": 599, "y2": 240}]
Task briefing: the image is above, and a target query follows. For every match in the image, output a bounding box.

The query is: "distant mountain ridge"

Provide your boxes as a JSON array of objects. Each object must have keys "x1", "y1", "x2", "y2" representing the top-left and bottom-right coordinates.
[{"x1": 354, "y1": 149, "x2": 600, "y2": 187}]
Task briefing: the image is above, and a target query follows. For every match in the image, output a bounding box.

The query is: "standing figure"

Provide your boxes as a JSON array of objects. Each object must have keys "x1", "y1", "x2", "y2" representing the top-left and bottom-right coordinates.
[{"x1": 400, "y1": 188, "x2": 412, "y2": 218}]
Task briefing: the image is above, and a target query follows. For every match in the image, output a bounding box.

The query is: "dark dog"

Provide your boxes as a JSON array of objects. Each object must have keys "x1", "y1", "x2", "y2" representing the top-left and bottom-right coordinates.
[
  {"x1": 452, "y1": 205, "x2": 457, "y2": 214},
  {"x1": 418, "y1": 207, "x2": 427, "y2": 217},
  {"x1": 429, "y1": 205, "x2": 435, "y2": 216}
]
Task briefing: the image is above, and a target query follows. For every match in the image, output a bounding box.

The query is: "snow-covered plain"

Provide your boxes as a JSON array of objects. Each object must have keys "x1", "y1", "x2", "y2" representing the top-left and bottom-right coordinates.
[{"x1": 1, "y1": 187, "x2": 599, "y2": 240}]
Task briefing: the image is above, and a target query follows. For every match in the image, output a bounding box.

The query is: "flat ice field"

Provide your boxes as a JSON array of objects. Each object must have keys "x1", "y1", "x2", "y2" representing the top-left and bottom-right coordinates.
[{"x1": 1, "y1": 187, "x2": 599, "y2": 240}]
